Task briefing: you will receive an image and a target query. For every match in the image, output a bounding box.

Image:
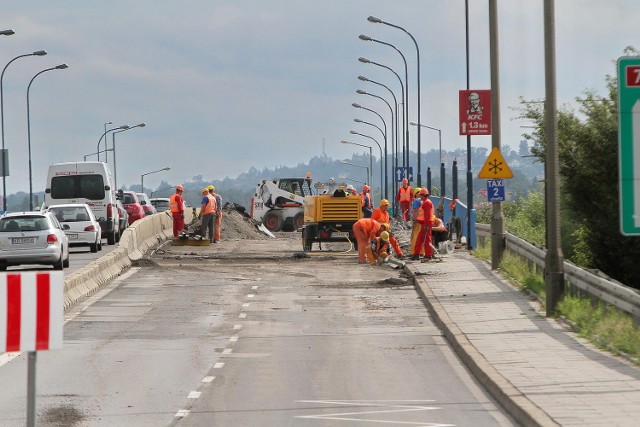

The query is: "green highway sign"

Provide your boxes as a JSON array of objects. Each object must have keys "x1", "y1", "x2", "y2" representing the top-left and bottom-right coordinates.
[{"x1": 618, "y1": 57, "x2": 640, "y2": 235}]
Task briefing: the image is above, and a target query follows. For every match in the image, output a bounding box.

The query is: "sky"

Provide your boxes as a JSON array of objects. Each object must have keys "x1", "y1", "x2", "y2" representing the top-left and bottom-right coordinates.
[{"x1": 0, "y1": 1, "x2": 638, "y2": 194}]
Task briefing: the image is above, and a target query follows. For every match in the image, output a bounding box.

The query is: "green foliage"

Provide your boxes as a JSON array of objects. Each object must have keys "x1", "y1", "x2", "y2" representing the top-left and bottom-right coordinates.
[
  {"x1": 516, "y1": 49, "x2": 640, "y2": 289},
  {"x1": 498, "y1": 251, "x2": 545, "y2": 299}
]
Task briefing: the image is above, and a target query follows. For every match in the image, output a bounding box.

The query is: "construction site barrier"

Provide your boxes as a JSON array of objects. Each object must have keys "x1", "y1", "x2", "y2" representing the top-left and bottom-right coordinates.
[{"x1": 62, "y1": 210, "x2": 194, "y2": 308}]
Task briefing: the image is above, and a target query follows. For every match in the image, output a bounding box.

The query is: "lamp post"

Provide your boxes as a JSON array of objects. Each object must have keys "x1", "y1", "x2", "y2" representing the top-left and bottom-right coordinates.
[
  {"x1": 1, "y1": 49, "x2": 47, "y2": 211},
  {"x1": 359, "y1": 35, "x2": 410, "y2": 177},
  {"x1": 357, "y1": 74, "x2": 398, "y2": 198},
  {"x1": 111, "y1": 123, "x2": 145, "y2": 189},
  {"x1": 368, "y1": 16, "x2": 422, "y2": 186},
  {"x1": 0, "y1": 30, "x2": 15, "y2": 36},
  {"x1": 349, "y1": 131, "x2": 383, "y2": 199},
  {"x1": 340, "y1": 160, "x2": 369, "y2": 188},
  {"x1": 26, "y1": 64, "x2": 68, "y2": 210},
  {"x1": 97, "y1": 125, "x2": 129, "y2": 162},
  {"x1": 410, "y1": 122, "x2": 441, "y2": 165},
  {"x1": 355, "y1": 88, "x2": 391, "y2": 200},
  {"x1": 359, "y1": 58, "x2": 405, "y2": 171},
  {"x1": 141, "y1": 167, "x2": 170, "y2": 193}
]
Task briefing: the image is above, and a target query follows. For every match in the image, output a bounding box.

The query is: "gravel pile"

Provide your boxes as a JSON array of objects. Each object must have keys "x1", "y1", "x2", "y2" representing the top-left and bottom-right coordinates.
[{"x1": 219, "y1": 203, "x2": 271, "y2": 240}]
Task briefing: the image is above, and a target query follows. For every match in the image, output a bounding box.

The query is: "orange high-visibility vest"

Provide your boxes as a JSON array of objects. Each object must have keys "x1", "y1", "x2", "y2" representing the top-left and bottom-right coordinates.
[
  {"x1": 371, "y1": 208, "x2": 389, "y2": 225},
  {"x1": 398, "y1": 186, "x2": 412, "y2": 202},
  {"x1": 170, "y1": 194, "x2": 182, "y2": 213},
  {"x1": 202, "y1": 194, "x2": 216, "y2": 215}
]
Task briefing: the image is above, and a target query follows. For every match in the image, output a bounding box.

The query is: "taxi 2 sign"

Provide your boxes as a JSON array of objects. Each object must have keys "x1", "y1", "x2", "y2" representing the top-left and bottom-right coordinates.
[{"x1": 459, "y1": 90, "x2": 492, "y2": 135}]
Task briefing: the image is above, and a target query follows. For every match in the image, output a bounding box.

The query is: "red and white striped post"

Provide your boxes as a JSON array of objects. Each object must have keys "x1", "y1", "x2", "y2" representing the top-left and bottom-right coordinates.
[{"x1": 1, "y1": 271, "x2": 64, "y2": 427}]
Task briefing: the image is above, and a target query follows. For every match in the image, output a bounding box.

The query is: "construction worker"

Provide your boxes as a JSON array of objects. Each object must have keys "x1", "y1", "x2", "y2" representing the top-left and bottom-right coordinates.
[
  {"x1": 409, "y1": 187, "x2": 424, "y2": 256},
  {"x1": 346, "y1": 184, "x2": 358, "y2": 196},
  {"x1": 412, "y1": 188, "x2": 435, "y2": 260},
  {"x1": 371, "y1": 199, "x2": 404, "y2": 258},
  {"x1": 366, "y1": 231, "x2": 390, "y2": 265},
  {"x1": 169, "y1": 185, "x2": 185, "y2": 238},
  {"x1": 361, "y1": 185, "x2": 373, "y2": 218},
  {"x1": 432, "y1": 216, "x2": 448, "y2": 248},
  {"x1": 200, "y1": 188, "x2": 216, "y2": 243},
  {"x1": 352, "y1": 217, "x2": 386, "y2": 264},
  {"x1": 396, "y1": 178, "x2": 414, "y2": 221},
  {"x1": 208, "y1": 185, "x2": 222, "y2": 243}
]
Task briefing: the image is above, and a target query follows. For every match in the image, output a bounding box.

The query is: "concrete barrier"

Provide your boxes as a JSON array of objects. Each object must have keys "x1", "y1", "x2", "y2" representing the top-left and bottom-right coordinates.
[{"x1": 62, "y1": 209, "x2": 194, "y2": 308}]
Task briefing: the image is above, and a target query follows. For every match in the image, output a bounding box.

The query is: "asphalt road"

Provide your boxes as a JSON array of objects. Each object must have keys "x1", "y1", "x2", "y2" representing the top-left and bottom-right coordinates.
[{"x1": 0, "y1": 237, "x2": 515, "y2": 427}]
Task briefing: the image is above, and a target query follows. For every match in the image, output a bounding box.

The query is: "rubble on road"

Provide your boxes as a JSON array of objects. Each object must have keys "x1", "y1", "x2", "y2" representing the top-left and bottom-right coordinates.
[{"x1": 217, "y1": 203, "x2": 271, "y2": 240}]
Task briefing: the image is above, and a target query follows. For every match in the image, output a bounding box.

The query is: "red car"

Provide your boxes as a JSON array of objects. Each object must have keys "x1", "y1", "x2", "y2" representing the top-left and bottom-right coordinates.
[{"x1": 122, "y1": 191, "x2": 145, "y2": 225}]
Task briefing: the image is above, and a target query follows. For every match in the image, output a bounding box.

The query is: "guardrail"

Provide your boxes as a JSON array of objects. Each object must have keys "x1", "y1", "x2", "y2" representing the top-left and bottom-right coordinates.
[
  {"x1": 476, "y1": 223, "x2": 640, "y2": 320},
  {"x1": 62, "y1": 210, "x2": 194, "y2": 308}
]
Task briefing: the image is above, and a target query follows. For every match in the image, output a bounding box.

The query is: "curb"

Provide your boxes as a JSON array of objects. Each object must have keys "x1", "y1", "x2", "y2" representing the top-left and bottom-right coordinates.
[{"x1": 406, "y1": 266, "x2": 560, "y2": 427}]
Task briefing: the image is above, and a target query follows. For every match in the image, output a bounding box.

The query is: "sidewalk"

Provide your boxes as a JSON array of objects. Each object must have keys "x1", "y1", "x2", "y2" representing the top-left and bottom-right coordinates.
[{"x1": 406, "y1": 250, "x2": 640, "y2": 427}]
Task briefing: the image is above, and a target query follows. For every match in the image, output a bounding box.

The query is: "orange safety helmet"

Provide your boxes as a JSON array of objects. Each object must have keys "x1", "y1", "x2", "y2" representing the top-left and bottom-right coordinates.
[
  {"x1": 418, "y1": 188, "x2": 429, "y2": 196},
  {"x1": 402, "y1": 178, "x2": 408, "y2": 185},
  {"x1": 176, "y1": 185, "x2": 184, "y2": 191},
  {"x1": 379, "y1": 199, "x2": 390, "y2": 207},
  {"x1": 362, "y1": 185, "x2": 370, "y2": 192}
]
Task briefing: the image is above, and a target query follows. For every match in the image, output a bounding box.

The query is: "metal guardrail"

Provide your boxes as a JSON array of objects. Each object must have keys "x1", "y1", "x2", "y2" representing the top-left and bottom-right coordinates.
[{"x1": 476, "y1": 223, "x2": 640, "y2": 319}]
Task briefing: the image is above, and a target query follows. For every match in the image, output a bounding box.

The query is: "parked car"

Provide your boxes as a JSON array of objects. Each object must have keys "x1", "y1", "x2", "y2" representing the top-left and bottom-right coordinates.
[
  {"x1": 122, "y1": 191, "x2": 145, "y2": 225},
  {"x1": 46, "y1": 204, "x2": 102, "y2": 253},
  {"x1": 137, "y1": 192, "x2": 157, "y2": 216},
  {"x1": 116, "y1": 199, "x2": 129, "y2": 237},
  {"x1": 150, "y1": 197, "x2": 171, "y2": 212},
  {"x1": 0, "y1": 211, "x2": 70, "y2": 270}
]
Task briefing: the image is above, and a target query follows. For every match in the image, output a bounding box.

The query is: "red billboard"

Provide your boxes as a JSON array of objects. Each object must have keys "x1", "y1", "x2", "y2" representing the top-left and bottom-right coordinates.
[{"x1": 459, "y1": 90, "x2": 492, "y2": 135}]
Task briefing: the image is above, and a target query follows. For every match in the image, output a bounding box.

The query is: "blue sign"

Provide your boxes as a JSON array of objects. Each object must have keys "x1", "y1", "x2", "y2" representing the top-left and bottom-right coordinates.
[
  {"x1": 394, "y1": 166, "x2": 413, "y2": 182},
  {"x1": 487, "y1": 179, "x2": 505, "y2": 202}
]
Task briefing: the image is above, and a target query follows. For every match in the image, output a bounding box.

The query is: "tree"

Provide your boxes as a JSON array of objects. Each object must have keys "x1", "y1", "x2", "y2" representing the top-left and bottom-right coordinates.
[{"x1": 518, "y1": 47, "x2": 640, "y2": 288}]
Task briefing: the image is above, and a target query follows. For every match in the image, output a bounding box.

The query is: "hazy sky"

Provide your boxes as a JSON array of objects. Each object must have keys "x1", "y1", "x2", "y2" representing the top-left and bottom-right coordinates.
[{"x1": 1, "y1": 1, "x2": 637, "y2": 193}]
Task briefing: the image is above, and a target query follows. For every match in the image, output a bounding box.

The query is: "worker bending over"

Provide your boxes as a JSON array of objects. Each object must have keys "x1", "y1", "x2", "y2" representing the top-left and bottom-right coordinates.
[
  {"x1": 352, "y1": 218, "x2": 387, "y2": 264},
  {"x1": 367, "y1": 231, "x2": 390, "y2": 265},
  {"x1": 371, "y1": 199, "x2": 404, "y2": 258}
]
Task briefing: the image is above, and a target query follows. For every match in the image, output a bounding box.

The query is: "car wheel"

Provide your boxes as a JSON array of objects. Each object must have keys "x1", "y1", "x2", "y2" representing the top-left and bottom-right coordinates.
[
  {"x1": 107, "y1": 230, "x2": 116, "y2": 245},
  {"x1": 53, "y1": 252, "x2": 64, "y2": 270},
  {"x1": 63, "y1": 253, "x2": 70, "y2": 268},
  {"x1": 90, "y1": 241, "x2": 98, "y2": 253},
  {"x1": 0, "y1": 264, "x2": 7, "y2": 271},
  {"x1": 98, "y1": 240, "x2": 103, "y2": 251}
]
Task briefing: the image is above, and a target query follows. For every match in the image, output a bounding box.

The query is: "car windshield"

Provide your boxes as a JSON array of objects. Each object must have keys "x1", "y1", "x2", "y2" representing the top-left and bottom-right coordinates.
[
  {"x1": 123, "y1": 194, "x2": 136, "y2": 204},
  {"x1": 49, "y1": 206, "x2": 91, "y2": 222},
  {"x1": 0, "y1": 216, "x2": 50, "y2": 232},
  {"x1": 153, "y1": 201, "x2": 170, "y2": 208}
]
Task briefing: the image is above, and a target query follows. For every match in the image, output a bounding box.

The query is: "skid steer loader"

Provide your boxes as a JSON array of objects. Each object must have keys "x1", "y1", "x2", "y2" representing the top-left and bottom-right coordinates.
[{"x1": 250, "y1": 176, "x2": 313, "y2": 232}]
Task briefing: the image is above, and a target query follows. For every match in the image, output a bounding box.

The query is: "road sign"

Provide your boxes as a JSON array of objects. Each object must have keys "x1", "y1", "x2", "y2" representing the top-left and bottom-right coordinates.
[
  {"x1": 478, "y1": 147, "x2": 513, "y2": 179},
  {"x1": 618, "y1": 56, "x2": 640, "y2": 235},
  {"x1": 486, "y1": 179, "x2": 506, "y2": 202},
  {"x1": 394, "y1": 166, "x2": 413, "y2": 182},
  {"x1": 459, "y1": 89, "x2": 492, "y2": 135},
  {"x1": 0, "y1": 272, "x2": 64, "y2": 352}
]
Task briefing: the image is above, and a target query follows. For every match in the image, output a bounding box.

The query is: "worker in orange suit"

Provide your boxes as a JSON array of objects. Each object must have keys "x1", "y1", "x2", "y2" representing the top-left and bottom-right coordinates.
[
  {"x1": 208, "y1": 185, "x2": 222, "y2": 243},
  {"x1": 366, "y1": 231, "x2": 391, "y2": 265},
  {"x1": 409, "y1": 187, "x2": 424, "y2": 256},
  {"x1": 371, "y1": 199, "x2": 404, "y2": 258},
  {"x1": 352, "y1": 217, "x2": 387, "y2": 264},
  {"x1": 169, "y1": 185, "x2": 185, "y2": 238},
  {"x1": 396, "y1": 178, "x2": 413, "y2": 221},
  {"x1": 412, "y1": 188, "x2": 434, "y2": 260}
]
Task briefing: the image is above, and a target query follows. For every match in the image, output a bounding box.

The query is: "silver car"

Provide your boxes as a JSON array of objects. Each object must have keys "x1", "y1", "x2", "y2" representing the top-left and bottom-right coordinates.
[
  {"x1": 0, "y1": 211, "x2": 70, "y2": 270},
  {"x1": 47, "y1": 204, "x2": 102, "y2": 253}
]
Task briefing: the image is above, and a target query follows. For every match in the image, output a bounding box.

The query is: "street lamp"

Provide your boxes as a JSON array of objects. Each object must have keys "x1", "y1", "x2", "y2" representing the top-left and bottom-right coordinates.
[
  {"x1": 359, "y1": 58, "x2": 405, "y2": 170},
  {"x1": 340, "y1": 160, "x2": 369, "y2": 188},
  {"x1": 111, "y1": 123, "x2": 145, "y2": 189},
  {"x1": 410, "y1": 122, "x2": 441, "y2": 165},
  {"x1": 341, "y1": 139, "x2": 372, "y2": 189},
  {"x1": 141, "y1": 167, "x2": 170, "y2": 193},
  {"x1": 1, "y1": 49, "x2": 47, "y2": 211},
  {"x1": 359, "y1": 35, "x2": 410, "y2": 178},
  {"x1": 0, "y1": 30, "x2": 15, "y2": 36},
  {"x1": 26, "y1": 64, "x2": 68, "y2": 210},
  {"x1": 97, "y1": 125, "x2": 129, "y2": 162},
  {"x1": 368, "y1": 16, "x2": 423, "y2": 186},
  {"x1": 349, "y1": 131, "x2": 383, "y2": 199},
  {"x1": 355, "y1": 88, "x2": 392, "y2": 199}
]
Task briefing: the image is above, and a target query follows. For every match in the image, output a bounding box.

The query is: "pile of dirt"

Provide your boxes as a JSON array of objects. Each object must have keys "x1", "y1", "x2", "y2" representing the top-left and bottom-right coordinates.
[{"x1": 219, "y1": 203, "x2": 271, "y2": 240}]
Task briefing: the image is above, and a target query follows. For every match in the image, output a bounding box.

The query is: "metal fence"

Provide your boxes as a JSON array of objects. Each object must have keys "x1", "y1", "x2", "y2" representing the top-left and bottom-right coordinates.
[{"x1": 476, "y1": 223, "x2": 640, "y2": 320}]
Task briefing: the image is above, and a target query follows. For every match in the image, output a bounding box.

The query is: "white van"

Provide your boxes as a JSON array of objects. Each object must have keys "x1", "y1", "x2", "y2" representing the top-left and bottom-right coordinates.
[{"x1": 44, "y1": 161, "x2": 121, "y2": 245}]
